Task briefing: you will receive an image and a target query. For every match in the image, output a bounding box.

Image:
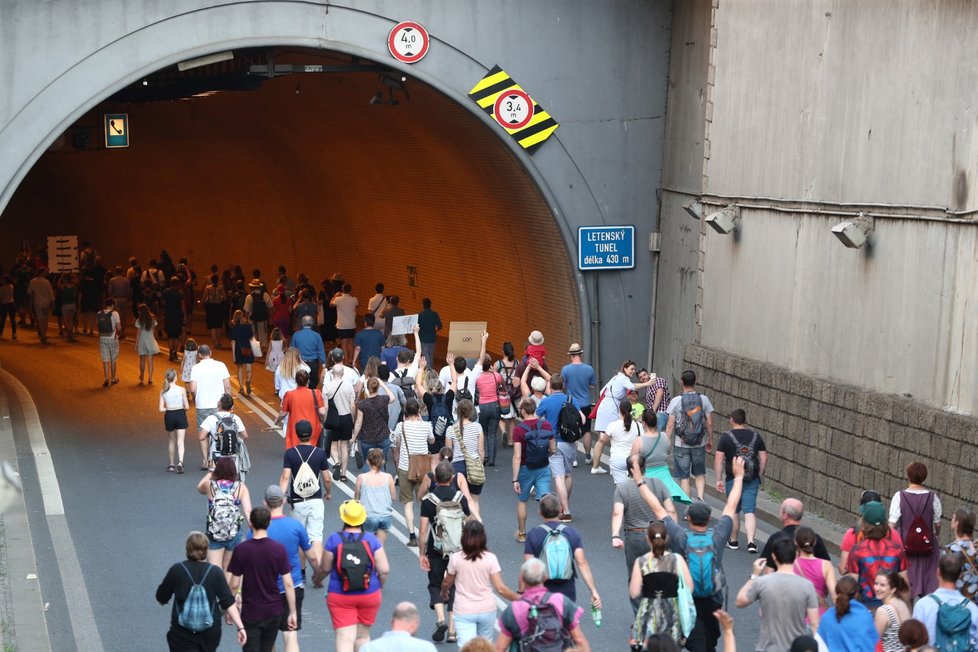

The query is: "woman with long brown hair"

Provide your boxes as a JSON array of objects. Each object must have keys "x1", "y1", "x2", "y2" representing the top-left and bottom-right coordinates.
[
  {"x1": 816, "y1": 575, "x2": 880, "y2": 651},
  {"x1": 135, "y1": 302, "x2": 161, "y2": 384}
]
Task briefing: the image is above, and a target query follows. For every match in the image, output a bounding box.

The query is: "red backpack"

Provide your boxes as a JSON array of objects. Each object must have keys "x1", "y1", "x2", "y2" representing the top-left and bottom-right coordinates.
[{"x1": 901, "y1": 491, "x2": 935, "y2": 557}]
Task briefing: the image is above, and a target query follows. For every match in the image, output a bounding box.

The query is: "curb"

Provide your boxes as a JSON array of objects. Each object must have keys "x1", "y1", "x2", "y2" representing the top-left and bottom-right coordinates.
[{"x1": 0, "y1": 378, "x2": 52, "y2": 651}]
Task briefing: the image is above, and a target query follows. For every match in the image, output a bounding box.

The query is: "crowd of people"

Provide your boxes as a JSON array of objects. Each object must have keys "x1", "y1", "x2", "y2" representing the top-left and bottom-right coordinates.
[{"x1": 4, "y1": 244, "x2": 976, "y2": 652}]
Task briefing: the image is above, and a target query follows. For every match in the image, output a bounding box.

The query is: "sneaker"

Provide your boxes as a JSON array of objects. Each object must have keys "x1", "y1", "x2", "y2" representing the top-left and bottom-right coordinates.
[
  {"x1": 516, "y1": 531, "x2": 527, "y2": 543},
  {"x1": 726, "y1": 540, "x2": 739, "y2": 550},
  {"x1": 407, "y1": 533, "x2": 418, "y2": 547},
  {"x1": 332, "y1": 464, "x2": 341, "y2": 481},
  {"x1": 747, "y1": 541, "x2": 758, "y2": 554},
  {"x1": 584, "y1": 455, "x2": 593, "y2": 465},
  {"x1": 590, "y1": 467, "x2": 608, "y2": 475},
  {"x1": 558, "y1": 513, "x2": 573, "y2": 523},
  {"x1": 572, "y1": 459, "x2": 578, "y2": 468}
]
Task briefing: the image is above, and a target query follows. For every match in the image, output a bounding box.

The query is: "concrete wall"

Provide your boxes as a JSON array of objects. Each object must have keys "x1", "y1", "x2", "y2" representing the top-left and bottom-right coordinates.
[
  {"x1": 652, "y1": 0, "x2": 711, "y2": 385},
  {"x1": 0, "y1": 0, "x2": 675, "y2": 381},
  {"x1": 686, "y1": 343, "x2": 978, "y2": 534},
  {"x1": 656, "y1": 0, "x2": 978, "y2": 414}
]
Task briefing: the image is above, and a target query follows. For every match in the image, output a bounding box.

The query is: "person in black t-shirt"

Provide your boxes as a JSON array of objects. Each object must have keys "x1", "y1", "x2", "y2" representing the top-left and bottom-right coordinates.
[
  {"x1": 279, "y1": 420, "x2": 332, "y2": 587},
  {"x1": 713, "y1": 408, "x2": 768, "y2": 553},
  {"x1": 156, "y1": 531, "x2": 247, "y2": 651}
]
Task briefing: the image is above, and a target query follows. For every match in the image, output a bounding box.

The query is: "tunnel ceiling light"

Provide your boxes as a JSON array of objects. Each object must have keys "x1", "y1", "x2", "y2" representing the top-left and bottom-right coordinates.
[
  {"x1": 705, "y1": 204, "x2": 741, "y2": 235},
  {"x1": 177, "y1": 51, "x2": 234, "y2": 72},
  {"x1": 832, "y1": 212, "x2": 875, "y2": 249},
  {"x1": 683, "y1": 200, "x2": 703, "y2": 221}
]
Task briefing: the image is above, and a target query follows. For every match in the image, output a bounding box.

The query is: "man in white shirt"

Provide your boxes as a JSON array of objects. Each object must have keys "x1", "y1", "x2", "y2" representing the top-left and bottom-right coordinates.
[
  {"x1": 189, "y1": 344, "x2": 232, "y2": 471},
  {"x1": 367, "y1": 283, "x2": 388, "y2": 321},
  {"x1": 330, "y1": 283, "x2": 359, "y2": 365},
  {"x1": 360, "y1": 602, "x2": 435, "y2": 652},
  {"x1": 26, "y1": 268, "x2": 54, "y2": 343},
  {"x1": 439, "y1": 355, "x2": 474, "y2": 416}
]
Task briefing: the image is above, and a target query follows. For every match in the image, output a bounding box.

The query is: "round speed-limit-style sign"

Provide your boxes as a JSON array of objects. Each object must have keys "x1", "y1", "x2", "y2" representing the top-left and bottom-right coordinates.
[
  {"x1": 388, "y1": 21, "x2": 430, "y2": 63},
  {"x1": 493, "y1": 89, "x2": 535, "y2": 130}
]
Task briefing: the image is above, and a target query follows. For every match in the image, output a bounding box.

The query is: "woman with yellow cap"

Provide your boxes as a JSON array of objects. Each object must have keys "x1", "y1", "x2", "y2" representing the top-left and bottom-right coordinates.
[{"x1": 322, "y1": 500, "x2": 390, "y2": 652}]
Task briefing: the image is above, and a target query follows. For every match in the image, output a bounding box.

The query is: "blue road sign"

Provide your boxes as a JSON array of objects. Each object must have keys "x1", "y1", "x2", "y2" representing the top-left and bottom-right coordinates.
[{"x1": 578, "y1": 225, "x2": 635, "y2": 270}]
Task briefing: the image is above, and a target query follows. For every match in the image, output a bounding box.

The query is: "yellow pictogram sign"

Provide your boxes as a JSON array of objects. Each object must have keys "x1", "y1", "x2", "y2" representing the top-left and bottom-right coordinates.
[{"x1": 468, "y1": 65, "x2": 558, "y2": 154}]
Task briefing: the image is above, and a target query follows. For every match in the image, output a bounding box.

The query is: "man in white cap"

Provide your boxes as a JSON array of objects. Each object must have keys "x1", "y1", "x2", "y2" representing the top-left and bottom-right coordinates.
[{"x1": 560, "y1": 342, "x2": 596, "y2": 465}]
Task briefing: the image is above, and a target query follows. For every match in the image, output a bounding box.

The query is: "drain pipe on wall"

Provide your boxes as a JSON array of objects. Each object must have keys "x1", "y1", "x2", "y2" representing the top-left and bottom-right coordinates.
[{"x1": 647, "y1": 231, "x2": 661, "y2": 372}]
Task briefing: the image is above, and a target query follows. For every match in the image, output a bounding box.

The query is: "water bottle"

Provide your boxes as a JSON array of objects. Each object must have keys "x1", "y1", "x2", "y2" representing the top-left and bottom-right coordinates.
[
  {"x1": 529, "y1": 604, "x2": 538, "y2": 620},
  {"x1": 591, "y1": 604, "x2": 601, "y2": 628}
]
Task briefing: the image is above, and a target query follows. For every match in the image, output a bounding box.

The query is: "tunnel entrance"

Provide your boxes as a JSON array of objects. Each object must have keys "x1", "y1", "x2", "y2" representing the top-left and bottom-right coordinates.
[{"x1": 0, "y1": 47, "x2": 581, "y2": 358}]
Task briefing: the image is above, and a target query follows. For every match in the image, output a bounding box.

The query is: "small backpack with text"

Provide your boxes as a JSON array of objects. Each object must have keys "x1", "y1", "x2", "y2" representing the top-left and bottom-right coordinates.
[{"x1": 291, "y1": 447, "x2": 321, "y2": 499}]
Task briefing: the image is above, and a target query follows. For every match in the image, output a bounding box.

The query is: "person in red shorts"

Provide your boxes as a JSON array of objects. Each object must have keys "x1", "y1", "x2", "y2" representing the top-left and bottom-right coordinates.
[
  {"x1": 846, "y1": 500, "x2": 910, "y2": 609},
  {"x1": 322, "y1": 500, "x2": 391, "y2": 652}
]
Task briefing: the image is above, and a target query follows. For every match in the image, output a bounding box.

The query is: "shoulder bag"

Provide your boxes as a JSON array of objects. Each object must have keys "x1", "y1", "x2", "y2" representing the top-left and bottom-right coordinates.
[
  {"x1": 455, "y1": 424, "x2": 485, "y2": 486},
  {"x1": 323, "y1": 383, "x2": 343, "y2": 430},
  {"x1": 401, "y1": 425, "x2": 430, "y2": 482}
]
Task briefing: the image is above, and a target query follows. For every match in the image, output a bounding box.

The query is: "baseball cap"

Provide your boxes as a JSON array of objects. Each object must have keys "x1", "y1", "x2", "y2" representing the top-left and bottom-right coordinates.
[
  {"x1": 686, "y1": 501, "x2": 712, "y2": 525},
  {"x1": 265, "y1": 484, "x2": 284, "y2": 507},
  {"x1": 329, "y1": 348, "x2": 344, "y2": 362},
  {"x1": 295, "y1": 419, "x2": 313, "y2": 437},
  {"x1": 860, "y1": 500, "x2": 886, "y2": 526}
]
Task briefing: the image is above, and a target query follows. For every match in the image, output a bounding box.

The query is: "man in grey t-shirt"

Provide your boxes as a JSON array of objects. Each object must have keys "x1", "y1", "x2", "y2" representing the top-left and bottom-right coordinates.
[
  {"x1": 735, "y1": 537, "x2": 819, "y2": 651},
  {"x1": 665, "y1": 369, "x2": 715, "y2": 502},
  {"x1": 612, "y1": 455, "x2": 675, "y2": 612}
]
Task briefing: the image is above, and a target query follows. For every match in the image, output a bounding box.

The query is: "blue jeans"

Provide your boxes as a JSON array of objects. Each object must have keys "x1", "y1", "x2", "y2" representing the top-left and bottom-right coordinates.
[
  {"x1": 358, "y1": 438, "x2": 391, "y2": 472},
  {"x1": 478, "y1": 402, "x2": 501, "y2": 465},
  {"x1": 454, "y1": 611, "x2": 496, "y2": 646},
  {"x1": 421, "y1": 341, "x2": 436, "y2": 368},
  {"x1": 656, "y1": 411, "x2": 668, "y2": 432}
]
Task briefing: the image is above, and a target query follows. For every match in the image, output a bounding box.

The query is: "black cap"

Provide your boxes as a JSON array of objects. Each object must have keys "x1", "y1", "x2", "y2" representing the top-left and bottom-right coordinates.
[{"x1": 295, "y1": 420, "x2": 313, "y2": 437}]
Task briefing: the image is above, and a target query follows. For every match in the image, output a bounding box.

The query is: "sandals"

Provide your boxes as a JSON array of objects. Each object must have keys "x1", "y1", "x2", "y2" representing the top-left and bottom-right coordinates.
[
  {"x1": 166, "y1": 465, "x2": 175, "y2": 472},
  {"x1": 446, "y1": 632, "x2": 457, "y2": 644}
]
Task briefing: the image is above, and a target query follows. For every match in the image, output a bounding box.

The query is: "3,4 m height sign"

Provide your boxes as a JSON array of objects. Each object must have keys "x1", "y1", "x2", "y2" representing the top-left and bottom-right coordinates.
[{"x1": 578, "y1": 226, "x2": 635, "y2": 270}]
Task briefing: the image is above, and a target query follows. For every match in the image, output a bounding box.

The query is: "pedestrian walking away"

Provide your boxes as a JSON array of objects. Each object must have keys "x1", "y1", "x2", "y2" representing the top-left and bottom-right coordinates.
[
  {"x1": 496, "y1": 558, "x2": 591, "y2": 652},
  {"x1": 511, "y1": 398, "x2": 556, "y2": 541},
  {"x1": 713, "y1": 408, "x2": 767, "y2": 552},
  {"x1": 262, "y1": 486, "x2": 314, "y2": 652},
  {"x1": 278, "y1": 419, "x2": 332, "y2": 588},
  {"x1": 664, "y1": 370, "x2": 714, "y2": 501},
  {"x1": 159, "y1": 368, "x2": 189, "y2": 474},
  {"x1": 156, "y1": 531, "x2": 247, "y2": 652},
  {"x1": 629, "y1": 521, "x2": 694, "y2": 649},
  {"x1": 630, "y1": 409, "x2": 690, "y2": 505},
  {"x1": 889, "y1": 461, "x2": 942, "y2": 599},
  {"x1": 227, "y1": 505, "x2": 298, "y2": 652},
  {"x1": 360, "y1": 602, "x2": 437, "y2": 652},
  {"x1": 196, "y1": 457, "x2": 252, "y2": 581},
  {"x1": 354, "y1": 448, "x2": 397, "y2": 545},
  {"x1": 189, "y1": 344, "x2": 232, "y2": 470},
  {"x1": 323, "y1": 500, "x2": 391, "y2": 652}
]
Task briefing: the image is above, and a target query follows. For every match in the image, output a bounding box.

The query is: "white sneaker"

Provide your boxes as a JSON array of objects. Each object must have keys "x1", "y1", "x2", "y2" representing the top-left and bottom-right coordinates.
[{"x1": 590, "y1": 467, "x2": 608, "y2": 475}]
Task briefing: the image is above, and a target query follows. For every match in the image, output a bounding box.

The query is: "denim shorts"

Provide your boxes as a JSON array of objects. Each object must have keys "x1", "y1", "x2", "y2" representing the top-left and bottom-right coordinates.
[
  {"x1": 363, "y1": 515, "x2": 392, "y2": 532},
  {"x1": 207, "y1": 529, "x2": 243, "y2": 551},
  {"x1": 674, "y1": 445, "x2": 706, "y2": 479},
  {"x1": 517, "y1": 465, "x2": 551, "y2": 502},
  {"x1": 725, "y1": 478, "x2": 760, "y2": 514}
]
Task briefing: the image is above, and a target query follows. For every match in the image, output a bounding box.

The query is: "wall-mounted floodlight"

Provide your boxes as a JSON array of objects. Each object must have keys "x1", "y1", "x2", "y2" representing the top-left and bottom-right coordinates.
[
  {"x1": 177, "y1": 51, "x2": 234, "y2": 72},
  {"x1": 683, "y1": 200, "x2": 703, "y2": 221},
  {"x1": 705, "y1": 204, "x2": 740, "y2": 234},
  {"x1": 831, "y1": 212, "x2": 874, "y2": 249}
]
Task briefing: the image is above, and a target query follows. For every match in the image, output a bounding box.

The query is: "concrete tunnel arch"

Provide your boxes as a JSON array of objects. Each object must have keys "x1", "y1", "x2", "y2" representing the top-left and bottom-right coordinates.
[{"x1": 0, "y1": 2, "x2": 597, "y2": 360}]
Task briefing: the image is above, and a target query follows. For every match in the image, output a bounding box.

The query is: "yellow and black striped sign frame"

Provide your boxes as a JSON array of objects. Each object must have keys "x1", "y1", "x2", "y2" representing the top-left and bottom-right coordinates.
[{"x1": 468, "y1": 65, "x2": 559, "y2": 154}]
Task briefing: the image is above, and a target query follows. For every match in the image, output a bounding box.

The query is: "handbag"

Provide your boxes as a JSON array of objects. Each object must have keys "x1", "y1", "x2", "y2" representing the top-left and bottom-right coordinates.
[
  {"x1": 323, "y1": 383, "x2": 342, "y2": 430},
  {"x1": 401, "y1": 427, "x2": 429, "y2": 482},
  {"x1": 494, "y1": 371, "x2": 511, "y2": 411},
  {"x1": 588, "y1": 383, "x2": 610, "y2": 420},
  {"x1": 455, "y1": 424, "x2": 485, "y2": 486},
  {"x1": 676, "y1": 552, "x2": 696, "y2": 638},
  {"x1": 250, "y1": 336, "x2": 262, "y2": 359}
]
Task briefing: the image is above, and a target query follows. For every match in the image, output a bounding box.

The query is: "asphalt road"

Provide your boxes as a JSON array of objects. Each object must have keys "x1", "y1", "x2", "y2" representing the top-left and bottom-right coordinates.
[{"x1": 0, "y1": 329, "x2": 782, "y2": 651}]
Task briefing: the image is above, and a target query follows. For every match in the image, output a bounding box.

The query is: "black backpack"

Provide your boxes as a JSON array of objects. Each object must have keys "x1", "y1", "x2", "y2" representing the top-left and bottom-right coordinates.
[
  {"x1": 249, "y1": 291, "x2": 268, "y2": 321},
  {"x1": 724, "y1": 430, "x2": 761, "y2": 482},
  {"x1": 214, "y1": 415, "x2": 240, "y2": 456},
  {"x1": 336, "y1": 532, "x2": 375, "y2": 592},
  {"x1": 523, "y1": 421, "x2": 551, "y2": 470},
  {"x1": 391, "y1": 369, "x2": 417, "y2": 411},
  {"x1": 455, "y1": 376, "x2": 473, "y2": 403},
  {"x1": 557, "y1": 396, "x2": 584, "y2": 443},
  {"x1": 676, "y1": 393, "x2": 706, "y2": 446},
  {"x1": 96, "y1": 311, "x2": 115, "y2": 335}
]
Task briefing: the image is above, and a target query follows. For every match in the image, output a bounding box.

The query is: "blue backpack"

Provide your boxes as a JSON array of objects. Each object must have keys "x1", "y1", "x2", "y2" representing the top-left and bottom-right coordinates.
[
  {"x1": 539, "y1": 524, "x2": 574, "y2": 581},
  {"x1": 686, "y1": 529, "x2": 725, "y2": 599},
  {"x1": 429, "y1": 393, "x2": 454, "y2": 443},
  {"x1": 523, "y1": 421, "x2": 551, "y2": 470},
  {"x1": 177, "y1": 563, "x2": 214, "y2": 632},
  {"x1": 929, "y1": 595, "x2": 972, "y2": 651}
]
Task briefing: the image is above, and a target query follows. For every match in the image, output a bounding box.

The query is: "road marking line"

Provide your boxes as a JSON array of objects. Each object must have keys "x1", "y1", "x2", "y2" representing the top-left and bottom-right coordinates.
[{"x1": 0, "y1": 367, "x2": 104, "y2": 651}]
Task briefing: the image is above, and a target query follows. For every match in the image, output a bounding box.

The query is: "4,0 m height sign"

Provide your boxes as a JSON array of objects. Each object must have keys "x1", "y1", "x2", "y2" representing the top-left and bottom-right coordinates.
[{"x1": 578, "y1": 226, "x2": 635, "y2": 270}]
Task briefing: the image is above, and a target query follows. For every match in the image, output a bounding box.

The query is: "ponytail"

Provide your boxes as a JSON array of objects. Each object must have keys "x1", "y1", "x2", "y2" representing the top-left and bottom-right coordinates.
[
  {"x1": 162, "y1": 368, "x2": 176, "y2": 395},
  {"x1": 834, "y1": 575, "x2": 859, "y2": 621},
  {"x1": 619, "y1": 398, "x2": 633, "y2": 432},
  {"x1": 648, "y1": 521, "x2": 668, "y2": 558}
]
